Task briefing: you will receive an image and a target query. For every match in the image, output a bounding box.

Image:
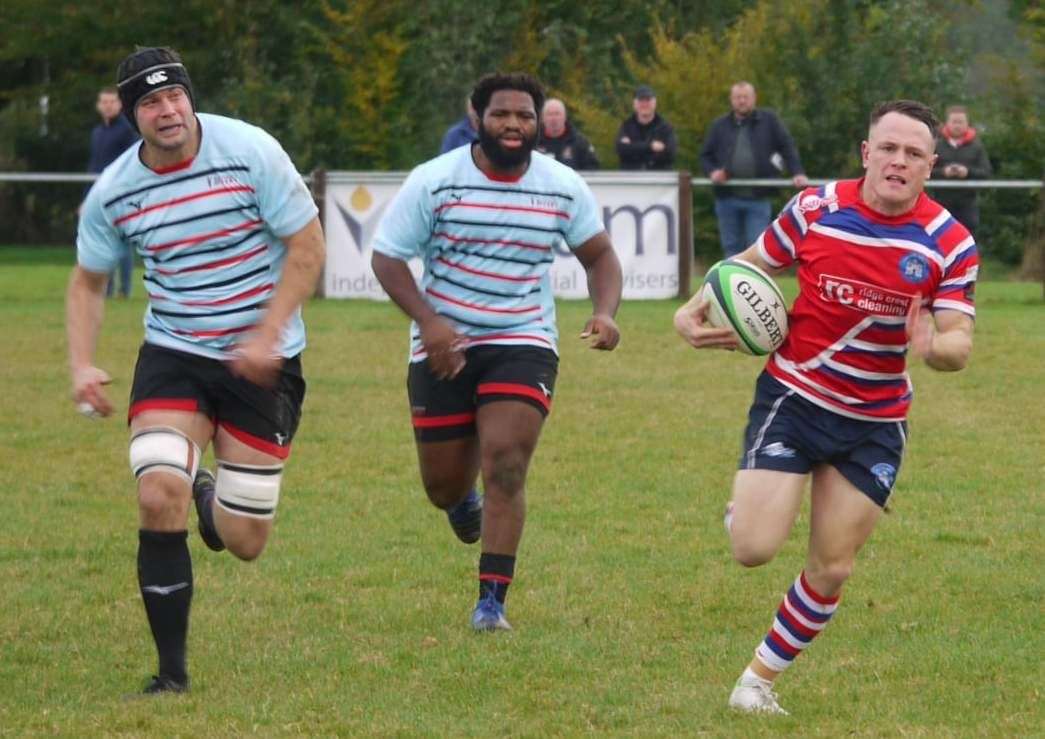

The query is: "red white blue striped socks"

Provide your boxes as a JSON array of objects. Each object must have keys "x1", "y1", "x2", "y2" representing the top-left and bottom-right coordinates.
[{"x1": 755, "y1": 570, "x2": 840, "y2": 673}]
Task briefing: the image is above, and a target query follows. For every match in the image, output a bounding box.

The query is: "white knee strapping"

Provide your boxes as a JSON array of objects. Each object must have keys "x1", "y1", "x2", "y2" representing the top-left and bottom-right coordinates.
[
  {"x1": 129, "y1": 426, "x2": 200, "y2": 483},
  {"x1": 214, "y1": 460, "x2": 283, "y2": 520}
]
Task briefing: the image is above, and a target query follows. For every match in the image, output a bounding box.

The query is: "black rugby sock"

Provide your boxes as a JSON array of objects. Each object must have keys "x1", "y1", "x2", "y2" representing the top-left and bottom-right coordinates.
[
  {"x1": 478, "y1": 552, "x2": 515, "y2": 604},
  {"x1": 138, "y1": 529, "x2": 193, "y2": 683}
]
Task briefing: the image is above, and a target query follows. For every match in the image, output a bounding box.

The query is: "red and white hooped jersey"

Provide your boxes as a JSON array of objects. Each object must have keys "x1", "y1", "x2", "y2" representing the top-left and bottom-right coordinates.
[{"x1": 756, "y1": 178, "x2": 977, "y2": 422}]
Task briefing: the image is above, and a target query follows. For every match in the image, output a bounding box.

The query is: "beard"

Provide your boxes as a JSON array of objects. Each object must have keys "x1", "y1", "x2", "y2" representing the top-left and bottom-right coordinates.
[{"x1": 478, "y1": 123, "x2": 536, "y2": 170}]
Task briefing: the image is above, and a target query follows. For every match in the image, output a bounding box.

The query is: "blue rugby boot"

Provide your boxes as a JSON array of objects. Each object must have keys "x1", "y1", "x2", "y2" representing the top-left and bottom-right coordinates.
[
  {"x1": 471, "y1": 592, "x2": 512, "y2": 632},
  {"x1": 446, "y1": 489, "x2": 482, "y2": 544},
  {"x1": 192, "y1": 469, "x2": 225, "y2": 552}
]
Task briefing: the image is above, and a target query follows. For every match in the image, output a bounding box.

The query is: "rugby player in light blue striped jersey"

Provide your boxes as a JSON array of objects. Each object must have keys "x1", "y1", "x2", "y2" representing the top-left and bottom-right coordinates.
[
  {"x1": 372, "y1": 72, "x2": 623, "y2": 632},
  {"x1": 65, "y1": 47, "x2": 325, "y2": 695}
]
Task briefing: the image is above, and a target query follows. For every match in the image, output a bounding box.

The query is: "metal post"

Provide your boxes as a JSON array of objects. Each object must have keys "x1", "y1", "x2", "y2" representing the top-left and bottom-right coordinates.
[
  {"x1": 310, "y1": 168, "x2": 327, "y2": 298},
  {"x1": 678, "y1": 170, "x2": 693, "y2": 299}
]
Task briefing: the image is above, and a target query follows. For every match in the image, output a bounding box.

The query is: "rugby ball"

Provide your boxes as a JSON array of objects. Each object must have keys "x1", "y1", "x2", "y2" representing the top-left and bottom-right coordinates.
[{"x1": 701, "y1": 259, "x2": 788, "y2": 355}]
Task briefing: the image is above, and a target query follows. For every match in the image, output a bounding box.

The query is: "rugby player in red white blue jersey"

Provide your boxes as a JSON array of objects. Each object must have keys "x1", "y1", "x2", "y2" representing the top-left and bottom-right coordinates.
[
  {"x1": 674, "y1": 100, "x2": 976, "y2": 715},
  {"x1": 66, "y1": 47, "x2": 325, "y2": 694},
  {"x1": 372, "y1": 73, "x2": 622, "y2": 632}
]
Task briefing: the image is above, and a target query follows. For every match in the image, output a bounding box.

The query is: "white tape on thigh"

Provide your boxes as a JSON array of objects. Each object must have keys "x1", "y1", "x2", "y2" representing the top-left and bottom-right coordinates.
[
  {"x1": 214, "y1": 460, "x2": 283, "y2": 519},
  {"x1": 128, "y1": 427, "x2": 200, "y2": 483}
]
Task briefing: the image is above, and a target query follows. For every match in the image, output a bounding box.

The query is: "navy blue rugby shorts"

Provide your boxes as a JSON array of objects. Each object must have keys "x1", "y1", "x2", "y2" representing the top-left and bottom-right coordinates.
[{"x1": 738, "y1": 371, "x2": 908, "y2": 507}]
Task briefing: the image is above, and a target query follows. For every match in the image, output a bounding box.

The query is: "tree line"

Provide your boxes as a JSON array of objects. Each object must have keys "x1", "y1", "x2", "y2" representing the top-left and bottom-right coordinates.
[{"x1": 1, "y1": 0, "x2": 1041, "y2": 265}]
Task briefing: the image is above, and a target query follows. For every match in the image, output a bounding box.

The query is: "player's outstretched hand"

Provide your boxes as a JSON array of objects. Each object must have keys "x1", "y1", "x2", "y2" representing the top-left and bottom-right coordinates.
[
  {"x1": 72, "y1": 366, "x2": 113, "y2": 418},
  {"x1": 580, "y1": 314, "x2": 620, "y2": 350},
  {"x1": 420, "y1": 315, "x2": 467, "y2": 380},
  {"x1": 673, "y1": 297, "x2": 738, "y2": 350},
  {"x1": 229, "y1": 331, "x2": 284, "y2": 388}
]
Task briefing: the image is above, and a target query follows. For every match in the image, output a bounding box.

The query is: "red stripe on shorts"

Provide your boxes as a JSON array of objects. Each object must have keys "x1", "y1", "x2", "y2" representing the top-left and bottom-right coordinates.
[
  {"x1": 218, "y1": 421, "x2": 290, "y2": 459},
  {"x1": 411, "y1": 412, "x2": 477, "y2": 429},
  {"x1": 477, "y1": 382, "x2": 550, "y2": 411},
  {"x1": 128, "y1": 398, "x2": 200, "y2": 422}
]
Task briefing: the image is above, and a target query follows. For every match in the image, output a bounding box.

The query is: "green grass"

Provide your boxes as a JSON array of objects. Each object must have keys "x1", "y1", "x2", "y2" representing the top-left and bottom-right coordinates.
[{"x1": 1, "y1": 247, "x2": 1042, "y2": 737}]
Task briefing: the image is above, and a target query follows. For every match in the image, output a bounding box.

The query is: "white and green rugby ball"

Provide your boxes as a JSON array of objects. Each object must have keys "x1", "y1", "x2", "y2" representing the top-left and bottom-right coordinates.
[{"x1": 701, "y1": 259, "x2": 789, "y2": 355}]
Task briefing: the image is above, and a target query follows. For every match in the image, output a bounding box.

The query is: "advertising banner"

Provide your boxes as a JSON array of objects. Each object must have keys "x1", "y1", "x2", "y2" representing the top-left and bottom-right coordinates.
[{"x1": 323, "y1": 171, "x2": 681, "y2": 300}]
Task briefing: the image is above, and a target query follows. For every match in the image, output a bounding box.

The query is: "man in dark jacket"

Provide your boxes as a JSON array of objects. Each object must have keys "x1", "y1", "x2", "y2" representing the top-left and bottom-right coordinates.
[
  {"x1": 537, "y1": 98, "x2": 599, "y2": 170},
  {"x1": 616, "y1": 85, "x2": 676, "y2": 170},
  {"x1": 700, "y1": 82, "x2": 807, "y2": 257},
  {"x1": 86, "y1": 86, "x2": 139, "y2": 297},
  {"x1": 440, "y1": 98, "x2": 480, "y2": 154},
  {"x1": 932, "y1": 106, "x2": 992, "y2": 237}
]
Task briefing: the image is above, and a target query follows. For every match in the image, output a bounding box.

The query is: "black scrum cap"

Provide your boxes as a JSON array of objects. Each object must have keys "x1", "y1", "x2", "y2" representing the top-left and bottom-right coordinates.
[{"x1": 116, "y1": 47, "x2": 196, "y2": 131}]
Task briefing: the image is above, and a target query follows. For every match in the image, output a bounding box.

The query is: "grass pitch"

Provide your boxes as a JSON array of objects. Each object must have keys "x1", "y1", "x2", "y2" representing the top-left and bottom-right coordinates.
[{"x1": 1, "y1": 247, "x2": 1042, "y2": 737}]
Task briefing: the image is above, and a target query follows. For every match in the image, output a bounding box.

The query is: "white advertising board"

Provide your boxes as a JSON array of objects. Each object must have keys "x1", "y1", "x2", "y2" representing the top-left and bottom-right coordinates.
[{"x1": 323, "y1": 171, "x2": 680, "y2": 300}]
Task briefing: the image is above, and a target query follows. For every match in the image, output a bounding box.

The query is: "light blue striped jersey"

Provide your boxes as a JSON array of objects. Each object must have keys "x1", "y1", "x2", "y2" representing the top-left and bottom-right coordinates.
[
  {"x1": 77, "y1": 113, "x2": 318, "y2": 360},
  {"x1": 372, "y1": 146, "x2": 603, "y2": 361}
]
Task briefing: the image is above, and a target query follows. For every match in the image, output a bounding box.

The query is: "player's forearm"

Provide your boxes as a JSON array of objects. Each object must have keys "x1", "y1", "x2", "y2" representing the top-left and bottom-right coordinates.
[
  {"x1": 584, "y1": 246, "x2": 623, "y2": 318},
  {"x1": 735, "y1": 244, "x2": 786, "y2": 277},
  {"x1": 66, "y1": 268, "x2": 105, "y2": 373},
  {"x1": 923, "y1": 326, "x2": 973, "y2": 371},
  {"x1": 257, "y1": 219, "x2": 326, "y2": 341},
  {"x1": 371, "y1": 251, "x2": 439, "y2": 325}
]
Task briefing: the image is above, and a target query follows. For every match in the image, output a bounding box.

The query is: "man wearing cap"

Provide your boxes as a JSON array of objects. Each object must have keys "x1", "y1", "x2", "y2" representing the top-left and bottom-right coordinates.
[
  {"x1": 700, "y1": 81, "x2": 807, "y2": 258},
  {"x1": 615, "y1": 85, "x2": 677, "y2": 170},
  {"x1": 65, "y1": 46, "x2": 325, "y2": 694}
]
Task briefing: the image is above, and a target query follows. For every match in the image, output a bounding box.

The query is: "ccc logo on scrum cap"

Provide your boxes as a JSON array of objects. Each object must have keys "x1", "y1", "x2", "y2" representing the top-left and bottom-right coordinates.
[{"x1": 145, "y1": 71, "x2": 168, "y2": 85}]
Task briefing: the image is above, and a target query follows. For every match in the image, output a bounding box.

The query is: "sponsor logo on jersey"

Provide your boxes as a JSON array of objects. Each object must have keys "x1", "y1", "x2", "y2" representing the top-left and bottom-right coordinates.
[
  {"x1": 145, "y1": 71, "x2": 168, "y2": 85},
  {"x1": 818, "y1": 274, "x2": 914, "y2": 317},
  {"x1": 530, "y1": 195, "x2": 560, "y2": 209},
  {"x1": 207, "y1": 173, "x2": 245, "y2": 188},
  {"x1": 898, "y1": 253, "x2": 930, "y2": 284},
  {"x1": 871, "y1": 462, "x2": 897, "y2": 491},
  {"x1": 798, "y1": 193, "x2": 838, "y2": 212}
]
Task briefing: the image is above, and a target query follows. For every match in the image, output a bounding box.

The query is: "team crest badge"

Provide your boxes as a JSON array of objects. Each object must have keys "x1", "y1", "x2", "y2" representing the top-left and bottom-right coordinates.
[
  {"x1": 871, "y1": 463, "x2": 897, "y2": 491},
  {"x1": 899, "y1": 253, "x2": 929, "y2": 284}
]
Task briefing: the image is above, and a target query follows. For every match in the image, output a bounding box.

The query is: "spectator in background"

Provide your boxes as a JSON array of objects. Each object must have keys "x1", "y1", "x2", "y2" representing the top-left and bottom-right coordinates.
[
  {"x1": 700, "y1": 81, "x2": 807, "y2": 258},
  {"x1": 536, "y1": 98, "x2": 599, "y2": 170},
  {"x1": 932, "y1": 106, "x2": 992, "y2": 237},
  {"x1": 616, "y1": 85, "x2": 676, "y2": 170},
  {"x1": 86, "y1": 86, "x2": 139, "y2": 297},
  {"x1": 440, "y1": 97, "x2": 480, "y2": 154}
]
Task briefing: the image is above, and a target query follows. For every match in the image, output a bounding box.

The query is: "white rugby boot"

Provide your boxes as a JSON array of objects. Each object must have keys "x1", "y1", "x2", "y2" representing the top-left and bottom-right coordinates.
[{"x1": 728, "y1": 668, "x2": 789, "y2": 715}]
